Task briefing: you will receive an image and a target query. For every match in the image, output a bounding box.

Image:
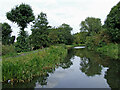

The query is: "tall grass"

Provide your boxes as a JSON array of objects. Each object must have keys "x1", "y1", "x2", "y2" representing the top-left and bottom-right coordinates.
[{"x1": 2, "y1": 46, "x2": 67, "y2": 83}]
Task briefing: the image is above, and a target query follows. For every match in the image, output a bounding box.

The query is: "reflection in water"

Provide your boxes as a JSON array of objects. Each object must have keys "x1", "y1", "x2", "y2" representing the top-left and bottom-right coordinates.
[
  {"x1": 80, "y1": 57, "x2": 102, "y2": 76},
  {"x1": 2, "y1": 47, "x2": 120, "y2": 89},
  {"x1": 105, "y1": 60, "x2": 120, "y2": 88},
  {"x1": 60, "y1": 49, "x2": 74, "y2": 69}
]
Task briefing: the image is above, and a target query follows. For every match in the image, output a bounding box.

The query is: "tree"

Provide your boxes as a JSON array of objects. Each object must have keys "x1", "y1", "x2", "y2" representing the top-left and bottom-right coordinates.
[
  {"x1": 80, "y1": 17, "x2": 102, "y2": 36},
  {"x1": 15, "y1": 30, "x2": 30, "y2": 52},
  {"x1": 104, "y1": 1, "x2": 120, "y2": 43},
  {"x1": 30, "y1": 12, "x2": 50, "y2": 49},
  {"x1": 6, "y1": 4, "x2": 35, "y2": 52},
  {"x1": 2, "y1": 23, "x2": 14, "y2": 45},
  {"x1": 6, "y1": 3, "x2": 35, "y2": 30},
  {"x1": 57, "y1": 23, "x2": 73, "y2": 45},
  {"x1": 73, "y1": 32, "x2": 87, "y2": 44}
]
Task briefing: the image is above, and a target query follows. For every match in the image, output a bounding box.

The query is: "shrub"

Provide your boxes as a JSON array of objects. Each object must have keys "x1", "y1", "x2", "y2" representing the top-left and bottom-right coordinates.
[{"x1": 2, "y1": 45, "x2": 17, "y2": 56}]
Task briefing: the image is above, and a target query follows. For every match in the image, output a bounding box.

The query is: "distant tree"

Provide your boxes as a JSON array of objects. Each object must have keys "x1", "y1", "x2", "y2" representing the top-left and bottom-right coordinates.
[
  {"x1": 48, "y1": 28, "x2": 60, "y2": 45},
  {"x1": 80, "y1": 17, "x2": 102, "y2": 36},
  {"x1": 6, "y1": 3, "x2": 35, "y2": 52},
  {"x1": 30, "y1": 12, "x2": 51, "y2": 49},
  {"x1": 104, "y1": 1, "x2": 120, "y2": 43},
  {"x1": 57, "y1": 23, "x2": 73, "y2": 45}
]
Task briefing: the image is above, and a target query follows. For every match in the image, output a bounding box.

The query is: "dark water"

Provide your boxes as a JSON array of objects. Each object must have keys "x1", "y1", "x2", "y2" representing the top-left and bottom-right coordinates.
[{"x1": 3, "y1": 47, "x2": 120, "y2": 89}]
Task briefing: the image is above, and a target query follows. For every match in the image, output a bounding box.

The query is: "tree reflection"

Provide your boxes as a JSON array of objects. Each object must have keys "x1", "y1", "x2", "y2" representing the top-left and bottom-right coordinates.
[
  {"x1": 104, "y1": 59, "x2": 120, "y2": 89},
  {"x1": 60, "y1": 49, "x2": 74, "y2": 69},
  {"x1": 74, "y1": 48, "x2": 120, "y2": 89},
  {"x1": 80, "y1": 57, "x2": 102, "y2": 76},
  {"x1": 74, "y1": 49, "x2": 102, "y2": 76}
]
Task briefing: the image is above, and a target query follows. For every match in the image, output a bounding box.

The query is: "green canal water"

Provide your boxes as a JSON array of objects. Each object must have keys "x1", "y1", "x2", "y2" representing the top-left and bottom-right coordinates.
[{"x1": 2, "y1": 47, "x2": 120, "y2": 89}]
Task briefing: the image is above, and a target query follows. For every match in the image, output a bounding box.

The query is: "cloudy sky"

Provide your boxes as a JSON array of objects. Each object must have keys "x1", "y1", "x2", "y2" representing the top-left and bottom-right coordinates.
[{"x1": 0, "y1": 0, "x2": 119, "y2": 37}]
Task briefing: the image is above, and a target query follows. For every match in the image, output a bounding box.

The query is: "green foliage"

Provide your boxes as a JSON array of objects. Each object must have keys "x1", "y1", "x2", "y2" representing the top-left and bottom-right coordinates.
[
  {"x1": 57, "y1": 23, "x2": 73, "y2": 45},
  {"x1": 6, "y1": 3, "x2": 35, "y2": 30},
  {"x1": 104, "y1": 1, "x2": 120, "y2": 43},
  {"x1": 2, "y1": 45, "x2": 17, "y2": 56},
  {"x1": 85, "y1": 29, "x2": 111, "y2": 50},
  {"x1": 73, "y1": 32, "x2": 87, "y2": 44},
  {"x1": 80, "y1": 17, "x2": 102, "y2": 35},
  {"x1": 48, "y1": 24, "x2": 73, "y2": 45},
  {"x1": 2, "y1": 46, "x2": 67, "y2": 83},
  {"x1": 6, "y1": 3, "x2": 34, "y2": 52},
  {"x1": 96, "y1": 43, "x2": 119, "y2": 59},
  {"x1": 2, "y1": 23, "x2": 15, "y2": 45},
  {"x1": 30, "y1": 12, "x2": 50, "y2": 49},
  {"x1": 15, "y1": 30, "x2": 31, "y2": 52},
  {"x1": 10, "y1": 36, "x2": 15, "y2": 44}
]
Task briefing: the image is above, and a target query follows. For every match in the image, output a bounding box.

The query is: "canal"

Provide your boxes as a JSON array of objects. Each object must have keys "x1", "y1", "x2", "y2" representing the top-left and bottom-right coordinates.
[{"x1": 3, "y1": 47, "x2": 120, "y2": 89}]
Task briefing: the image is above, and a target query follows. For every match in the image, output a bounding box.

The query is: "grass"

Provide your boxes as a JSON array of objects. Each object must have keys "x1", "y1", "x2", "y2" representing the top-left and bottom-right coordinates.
[
  {"x1": 2, "y1": 45, "x2": 67, "y2": 83},
  {"x1": 96, "y1": 43, "x2": 119, "y2": 59}
]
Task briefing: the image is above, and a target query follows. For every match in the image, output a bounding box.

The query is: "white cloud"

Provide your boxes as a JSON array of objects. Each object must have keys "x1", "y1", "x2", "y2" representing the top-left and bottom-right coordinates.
[{"x1": 0, "y1": 0, "x2": 119, "y2": 37}]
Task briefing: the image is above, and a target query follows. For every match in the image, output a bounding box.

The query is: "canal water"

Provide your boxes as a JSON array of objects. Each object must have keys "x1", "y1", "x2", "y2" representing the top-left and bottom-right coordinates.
[{"x1": 2, "y1": 47, "x2": 120, "y2": 89}]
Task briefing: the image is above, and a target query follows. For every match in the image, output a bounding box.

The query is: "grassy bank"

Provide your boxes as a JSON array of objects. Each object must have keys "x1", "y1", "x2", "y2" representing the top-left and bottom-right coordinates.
[
  {"x1": 2, "y1": 45, "x2": 67, "y2": 83},
  {"x1": 96, "y1": 43, "x2": 119, "y2": 59}
]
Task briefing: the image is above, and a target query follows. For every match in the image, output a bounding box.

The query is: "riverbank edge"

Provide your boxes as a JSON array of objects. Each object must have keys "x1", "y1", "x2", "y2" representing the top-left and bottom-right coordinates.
[
  {"x1": 2, "y1": 45, "x2": 67, "y2": 83},
  {"x1": 90, "y1": 43, "x2": 119, "y2": 60}
]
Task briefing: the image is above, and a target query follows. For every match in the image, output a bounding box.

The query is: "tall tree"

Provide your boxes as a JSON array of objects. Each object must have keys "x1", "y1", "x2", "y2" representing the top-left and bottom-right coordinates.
[
  {"x1": 104, "y1": 1, "x2": 120, "y2": 43},
  {"x1": 6, "y1": 3, "x2": 35, "y2": 30},
  {"x1": 30, "y1": 12, "x2": 50, "y2": 49},
  {"x1": 80, "y1": 17, "x2": 102, "y2": 36},
  {"x1": 6, "y1": 3, "x2": 35, "y2": 52}
]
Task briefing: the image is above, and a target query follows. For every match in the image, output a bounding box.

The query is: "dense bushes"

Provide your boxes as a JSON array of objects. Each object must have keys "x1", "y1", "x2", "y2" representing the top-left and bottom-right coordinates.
[{"x1": 96, "y1": 43, "x2": 118, "y2": 59}]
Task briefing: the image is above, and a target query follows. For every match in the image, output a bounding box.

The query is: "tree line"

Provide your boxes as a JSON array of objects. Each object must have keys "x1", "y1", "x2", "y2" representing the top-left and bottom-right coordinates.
[
  {"x1": 2, "y1": 3, "x2": 73, "y2": 53},
  {"x1": 1, "y1": 1, "x2": 120, "y2": 53},
  {"x1": 74, "y1": 1, "x2": 120, "y2": 50}
]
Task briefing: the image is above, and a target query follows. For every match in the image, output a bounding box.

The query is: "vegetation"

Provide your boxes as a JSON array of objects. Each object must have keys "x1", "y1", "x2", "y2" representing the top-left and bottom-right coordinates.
[
  {"x1": 2, "y1": 45, "x2": 17, "y2": 56},
  {"x1": 77, "y1": 2, "x2": 120, "y2": 59},
  {"x1": 96, "y1": 43, "x2": 118, "y2": 59},
  {"x1": 104, "y1": 2, "x2": 120, "y2": 43},
  {"x1": 6, "y1": 3, "x2": 35, "y2": 52},
  {"x1": 73, "y1": 32, "x2": 87, "y2": 44},
  {"x1": 30, "y1": 12, "x2": 51, "y2": 49},
  {"x1": 80, "y1": 17, "x2": 102, "y2": 35},
  {"x1": 2, "y1": 23, "x2": 15, "y2": 45},
  {"x1": 2, "y1": 46, "x2": 67, "y2": 83},
  {"x1": 1, "y1": 1, "x2": 120, "y2": 86}
]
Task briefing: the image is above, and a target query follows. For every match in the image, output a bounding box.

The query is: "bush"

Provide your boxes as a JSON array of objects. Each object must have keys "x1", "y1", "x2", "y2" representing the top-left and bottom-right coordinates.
[
  {"x1": 2, "y1": 45, "x2": 17, "y2": 56},
  {"x1": 96, "y1": 43, "x2": 118, "y2": 59}
]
